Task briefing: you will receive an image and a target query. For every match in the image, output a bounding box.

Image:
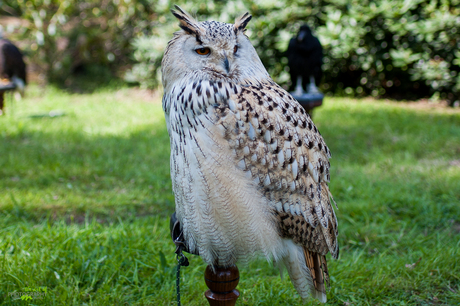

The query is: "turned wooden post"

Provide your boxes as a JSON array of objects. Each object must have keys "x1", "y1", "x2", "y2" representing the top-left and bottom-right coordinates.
[
  {"x1": 0, "y1": 82, "x2": 17, "y2": 115},
  {"x1": 204, "y1": 265, "x2": 240, "y2": 306},
  {"x1": 0, "y1": 91, "x2": 4, "y2": 115}
]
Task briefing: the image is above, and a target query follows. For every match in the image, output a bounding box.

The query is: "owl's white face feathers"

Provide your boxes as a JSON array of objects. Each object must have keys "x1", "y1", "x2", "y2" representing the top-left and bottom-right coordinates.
[
  {"x1": 161, "y1": 6, "x2": 337, "y2": 303},
  {"x1": 162, "y1": 6, "x2": 269, "y2": 93}
]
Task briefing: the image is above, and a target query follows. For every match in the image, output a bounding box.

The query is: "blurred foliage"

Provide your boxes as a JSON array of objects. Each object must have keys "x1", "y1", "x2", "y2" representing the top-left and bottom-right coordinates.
[
  {"x1": 126, "y1": 0, "x2": 460, "y2": 103},
  {"x1": 1, "y1": 0, "x2": 459, "y2": 102},
  {"x1": 314, "y1": 0, "x2": 460, "y2": 102},
  {"x1": 1, "y1": 0, "x2": 157, "y2": 84}
]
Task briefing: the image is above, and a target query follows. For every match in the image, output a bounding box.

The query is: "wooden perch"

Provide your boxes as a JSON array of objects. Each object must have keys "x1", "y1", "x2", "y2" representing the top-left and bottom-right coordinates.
[{"x1": 204, "y1": 265, "x2": 240, "y2": 306}]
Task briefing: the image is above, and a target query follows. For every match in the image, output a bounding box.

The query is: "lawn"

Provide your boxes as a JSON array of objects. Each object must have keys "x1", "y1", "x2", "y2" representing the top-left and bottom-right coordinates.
[{"x1": 1, "y1": 85, "x2": 459, "y2": 305}]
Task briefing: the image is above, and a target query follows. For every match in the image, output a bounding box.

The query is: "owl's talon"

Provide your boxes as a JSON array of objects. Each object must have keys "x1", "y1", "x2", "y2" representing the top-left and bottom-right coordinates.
[{"x1": 170, "y1": 212, "x2": 199, "y2": 256}]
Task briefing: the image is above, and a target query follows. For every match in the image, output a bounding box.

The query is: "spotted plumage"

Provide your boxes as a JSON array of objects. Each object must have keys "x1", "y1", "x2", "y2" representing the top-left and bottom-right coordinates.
[{"x1": 162, "y1": 6, "x2": 338, "y2": 303}]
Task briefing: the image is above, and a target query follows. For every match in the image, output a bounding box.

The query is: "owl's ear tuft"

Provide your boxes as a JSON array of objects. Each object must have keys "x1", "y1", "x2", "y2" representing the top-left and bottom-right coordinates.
[
  {"x1": 234, "y1": 12, "x2": 252, "y2": 33},
  {"x1": 171, "y1": 5, "x2": 203, "y2": 37}
]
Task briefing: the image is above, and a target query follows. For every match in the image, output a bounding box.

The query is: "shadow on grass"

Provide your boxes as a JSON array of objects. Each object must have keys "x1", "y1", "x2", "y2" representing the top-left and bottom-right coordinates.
[
  {"x1": 1, "y1": 99, "x2": 459, "y2": 230},
  {"x1": 1, "y1": 97, "x2": 459, "y2": 305},
  {"x1": 51, "y1": 64, "x2": 128, "y2": 94},
  {"x1": 316, "y1": 101, "x2": 460, "y2": 165},
  {"x1": 1, "y1": 122, "x2": 175, "y2": 225}
]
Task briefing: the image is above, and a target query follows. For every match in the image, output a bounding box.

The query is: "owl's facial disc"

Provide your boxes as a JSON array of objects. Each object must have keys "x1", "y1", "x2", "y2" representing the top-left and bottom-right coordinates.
[
  {"x1": 190, "y1": 36, "x2": 238, "y2": 76},
  {"x1": 193, "y1": 44, "x2": 231, "y2": 74},
  {"x1": 212, "y1": 48, "x2": 236, "y2": 76}
]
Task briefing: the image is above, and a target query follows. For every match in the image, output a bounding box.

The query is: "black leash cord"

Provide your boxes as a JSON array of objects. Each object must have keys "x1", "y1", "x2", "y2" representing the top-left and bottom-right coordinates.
[
  {"x1": 176, "y1": 251, "x2": 189, "y2": 306},
  {"x1": 170, "y1": 213, "x2": 191, "y2": 306}
]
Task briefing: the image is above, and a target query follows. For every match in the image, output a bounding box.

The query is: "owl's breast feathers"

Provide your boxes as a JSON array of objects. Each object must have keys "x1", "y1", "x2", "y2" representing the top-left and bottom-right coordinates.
[{"x1": 163, "y1": 76, "x2": 338, "y2": 277}]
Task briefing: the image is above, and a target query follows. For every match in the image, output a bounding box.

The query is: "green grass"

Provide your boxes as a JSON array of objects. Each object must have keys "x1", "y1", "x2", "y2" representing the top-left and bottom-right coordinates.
[{"x1": 1, "y1": 86, "x2": 459, "y2": 305}]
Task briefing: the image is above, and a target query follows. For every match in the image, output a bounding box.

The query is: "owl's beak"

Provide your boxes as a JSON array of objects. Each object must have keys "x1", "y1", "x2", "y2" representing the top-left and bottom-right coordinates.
[{"x1": 223, "y1": 55, "x2": 230, "y2": 74}]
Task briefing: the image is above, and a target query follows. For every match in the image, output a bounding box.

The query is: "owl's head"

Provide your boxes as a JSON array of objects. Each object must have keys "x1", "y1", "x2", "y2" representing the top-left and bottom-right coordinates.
[{"x1": 162, "y1": 6, "x2": 269, "y2": 91}]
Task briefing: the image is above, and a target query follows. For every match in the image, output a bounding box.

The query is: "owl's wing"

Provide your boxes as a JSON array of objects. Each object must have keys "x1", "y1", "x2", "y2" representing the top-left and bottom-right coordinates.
[{"x1": 214, "y1": 79, "x2": 338, "y2": 295}]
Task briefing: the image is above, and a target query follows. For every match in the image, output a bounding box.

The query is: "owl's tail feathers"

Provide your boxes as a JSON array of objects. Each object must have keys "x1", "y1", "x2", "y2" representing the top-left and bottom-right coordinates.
[
  {"x1": 282, "y1": 240, "x2": 328, "y2": 303},
  {"x1": 303, "y1": 247, "x2": 329, "y2": 302}
]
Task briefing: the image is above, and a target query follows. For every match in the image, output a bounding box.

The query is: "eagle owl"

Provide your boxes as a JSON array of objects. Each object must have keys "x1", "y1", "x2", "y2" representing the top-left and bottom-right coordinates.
[{"x1": 162, "y1": 6, "x2": 338, "y2": 303}]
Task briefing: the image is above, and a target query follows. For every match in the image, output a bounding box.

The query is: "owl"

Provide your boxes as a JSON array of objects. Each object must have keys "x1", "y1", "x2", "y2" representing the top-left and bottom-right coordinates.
[{"x1": 162, "y1": 6, "x2": 339, "y2": 303}]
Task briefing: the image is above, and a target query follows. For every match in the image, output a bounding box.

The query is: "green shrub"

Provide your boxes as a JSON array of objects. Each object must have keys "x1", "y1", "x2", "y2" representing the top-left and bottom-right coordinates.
[
  {"x1": 315, "y1": 0, "x2": 460, "y2": 102},
  {"x1": 3, "y1": 0, "x2": 459, "y2": 102},
  {"x1": 3, "y1": 0, "x2": 157, "y2": 83},
  {"x1": 127, "y1": 0, "x2": 460, "y2": 103}
]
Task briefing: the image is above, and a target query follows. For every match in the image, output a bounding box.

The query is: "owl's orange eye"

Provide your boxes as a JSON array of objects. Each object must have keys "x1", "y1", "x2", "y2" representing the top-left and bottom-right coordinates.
[
  {"x1": 234, "y1": 45, "x2": 238, "y2": 53},
  {"x1": 196, "y1": 47, "x2": 211, "y2": 55}
]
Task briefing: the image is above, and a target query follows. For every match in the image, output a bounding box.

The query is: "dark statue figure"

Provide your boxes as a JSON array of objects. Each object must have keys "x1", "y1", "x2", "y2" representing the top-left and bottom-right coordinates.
[
  {"x1": 286, "y1": 25, "x2": 323, "y2": 92},
  {"x1": 0, "y1": 38, "x2": 27, "y2": 115},
  {"x1": 0, "y1": 39, "x2": 26, "y2": 87}
]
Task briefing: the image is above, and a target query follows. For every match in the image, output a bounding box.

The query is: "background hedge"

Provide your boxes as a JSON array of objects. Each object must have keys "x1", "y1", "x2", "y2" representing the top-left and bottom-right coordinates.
[{"x1": 2, "y1": 0, "x2": 459, "y2": 103}]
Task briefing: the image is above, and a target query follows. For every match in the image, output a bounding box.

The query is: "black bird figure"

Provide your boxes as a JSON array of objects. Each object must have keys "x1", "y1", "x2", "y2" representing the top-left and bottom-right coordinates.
[
  {"x1": 286, "y1": 25, "x2": 323, "y2": 93},
  {"x1": 0, "y1": 38, "x2": 27, "y2": 114}
]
